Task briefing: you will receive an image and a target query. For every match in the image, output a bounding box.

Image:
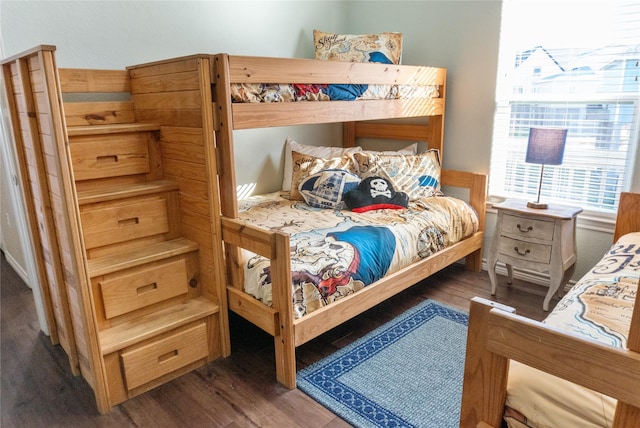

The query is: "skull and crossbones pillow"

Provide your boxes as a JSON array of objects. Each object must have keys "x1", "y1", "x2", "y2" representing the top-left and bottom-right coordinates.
[{"x1": 344, "y1": 176, "x2": 409, "y2": 213}]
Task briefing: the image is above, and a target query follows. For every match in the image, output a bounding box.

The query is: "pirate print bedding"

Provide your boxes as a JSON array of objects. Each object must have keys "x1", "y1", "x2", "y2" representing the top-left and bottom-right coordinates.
[
  {"x1": 236, "y1": 191, "x2": 479, "y2": 319},
  {"x1": 503, "y1": 231, "x2": 640, "y2": 428}
]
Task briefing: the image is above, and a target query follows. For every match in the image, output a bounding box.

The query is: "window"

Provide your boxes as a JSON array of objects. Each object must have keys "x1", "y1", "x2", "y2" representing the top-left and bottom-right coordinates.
[{"x1": 489, "y1": 1, "x2": 640, "y2": 213}]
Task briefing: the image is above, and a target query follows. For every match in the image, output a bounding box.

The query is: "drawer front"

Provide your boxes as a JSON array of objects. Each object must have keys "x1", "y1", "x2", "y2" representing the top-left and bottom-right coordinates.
[
  {"x1": 120, "y1": 322, "x2": 208, "y2": 391},
  {"x1": 502, "y1": 214, "x2": 554, "y2": 241},
  {"x1": 100, "y1": 258, "x2": 189, "y2": 319},
  {"x1": 71, "y1": 133, "x2": 150, "y2": 181},
  {"x1": 497, "y1": 236, "x2": 552, "y2": 264},
  {"x1": 81, "y1": 197, "x2": 169, "y2": 249}
]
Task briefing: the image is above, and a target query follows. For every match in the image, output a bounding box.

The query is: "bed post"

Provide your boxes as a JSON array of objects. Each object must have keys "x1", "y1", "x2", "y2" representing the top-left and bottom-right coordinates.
[
  {"x1": 460, "y1": 297, "x2": 514, "y2": 427},
  {"x1": 270, "y1": 232, "x2": 297, "y2": 388},
  {"x1": 343, "y1": 121, "x2": 356, "y2": 147}
]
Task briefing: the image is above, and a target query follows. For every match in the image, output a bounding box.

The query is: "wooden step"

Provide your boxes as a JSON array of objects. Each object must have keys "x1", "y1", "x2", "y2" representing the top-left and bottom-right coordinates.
[
  {"x1": 67, "y1": 123, "x2": 160, "y2": 137},
  {"x1": 87, "y1": 238, "x2": 199, "y2": 278},
  {"x1": 100, "y1": 297, "x2": 218, "y2": 355},
  {"x1": 77, "y1": 180, "x2": 179, "y2": 206}
]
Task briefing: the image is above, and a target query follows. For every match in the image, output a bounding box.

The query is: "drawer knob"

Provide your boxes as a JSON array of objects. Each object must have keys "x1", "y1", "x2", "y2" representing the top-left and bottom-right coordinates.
[
  {"x1": 514, "y1": 246, "x2": 530, "y2": 256},
  {"x1": 516, "y1": 224, "x2": 533, "y2": 233}
]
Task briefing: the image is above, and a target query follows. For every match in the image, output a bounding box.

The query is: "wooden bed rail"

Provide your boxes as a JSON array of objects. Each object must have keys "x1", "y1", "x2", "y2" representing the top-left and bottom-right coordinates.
[{"x1": 460, "y1": 297, "x2": 640, "y2": 428}]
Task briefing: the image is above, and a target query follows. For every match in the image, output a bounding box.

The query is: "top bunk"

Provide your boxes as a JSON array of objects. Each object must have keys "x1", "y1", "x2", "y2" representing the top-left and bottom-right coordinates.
[{"x1": 210, "y1": 54, "x2": 446, "y2": 130}]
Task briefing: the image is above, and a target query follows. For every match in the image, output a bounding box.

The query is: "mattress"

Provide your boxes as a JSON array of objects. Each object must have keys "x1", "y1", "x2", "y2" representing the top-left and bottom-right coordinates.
[
  {"x1": 237, "y1": 192, "x2": 479, "y2": 319},
  {"x1": 230, "y1": 83, "x2": 440, "y2": 103},
  {"x1": 505, "y1": 232, "x2": 640, "y2": 428}
]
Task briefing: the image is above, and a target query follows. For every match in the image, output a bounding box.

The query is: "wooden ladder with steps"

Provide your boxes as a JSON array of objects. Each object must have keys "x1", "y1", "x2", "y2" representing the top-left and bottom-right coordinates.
[{"x1": 1, "y1": 45, "x2": 229, "y2": 413}]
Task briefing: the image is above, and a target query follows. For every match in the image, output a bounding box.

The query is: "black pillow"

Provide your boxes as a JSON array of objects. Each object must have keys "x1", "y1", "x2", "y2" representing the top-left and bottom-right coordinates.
[{"x1": 344, "y1": 176, "x2": 409, "y2": 213}]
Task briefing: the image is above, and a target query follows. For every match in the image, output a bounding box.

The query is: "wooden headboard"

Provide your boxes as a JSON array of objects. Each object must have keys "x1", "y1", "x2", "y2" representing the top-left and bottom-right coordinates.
[{"x1": 613, "y1": 192, "x2": 640, "y2": 242}]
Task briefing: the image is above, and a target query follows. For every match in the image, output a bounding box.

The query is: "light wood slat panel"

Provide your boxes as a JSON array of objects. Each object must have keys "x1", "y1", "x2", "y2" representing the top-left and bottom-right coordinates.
[
  {"x1": 67, "y1": 122, "x2": 159, "y2": 137},
  {"x1": 231, "y1": 98, "x2": 444, "y2": 129},
  {"x1": 59, "y1": 68, "x2": 130, "y2": 93},
  {"x1": 227, "y1": 287, "x2": 278, "y2": 335},
  {"x1": 227, "y1": 55, "x2": 445, "y2": 86},
  {"x1": 130, "y1": 70, "x2": 200, "y2": 94},
  {"x1": 127, "y1": 56, "x2": 203, "y2": 79},
  {"x1": 63, "y1": 101, "x2": 135, "y2": 126},
  {"x1": 134, "y1": 109, "x2": 203, "y2": 128},
  {"x1": 131, "y1": 90, "x2": 201, "y2": 110}
]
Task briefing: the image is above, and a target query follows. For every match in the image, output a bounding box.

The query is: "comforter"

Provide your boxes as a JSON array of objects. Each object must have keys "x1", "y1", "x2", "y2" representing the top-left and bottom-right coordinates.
[
  {"x1": 230, "y1": 83, "x2": 440, "y2": 103},
  {"x1": 237, "y1": 192, "x2": 479, "y2": 319}
]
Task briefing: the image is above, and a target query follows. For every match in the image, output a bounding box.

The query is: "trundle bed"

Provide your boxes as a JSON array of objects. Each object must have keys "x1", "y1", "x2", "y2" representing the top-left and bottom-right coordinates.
[{"x1": 460, "y1": 192, "x2": 640, "y2": 428}]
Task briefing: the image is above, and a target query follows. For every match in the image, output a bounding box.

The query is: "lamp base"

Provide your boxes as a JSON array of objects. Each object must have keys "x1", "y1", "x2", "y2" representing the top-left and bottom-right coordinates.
[{"x1": 527, "y1": 201, "x2": 548, "y2": 209}]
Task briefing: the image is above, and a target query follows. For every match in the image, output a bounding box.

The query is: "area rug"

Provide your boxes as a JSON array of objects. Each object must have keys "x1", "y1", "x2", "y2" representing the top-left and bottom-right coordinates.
[{"x1": 297, "y1": 299, "x2": 468, "y2": 428}]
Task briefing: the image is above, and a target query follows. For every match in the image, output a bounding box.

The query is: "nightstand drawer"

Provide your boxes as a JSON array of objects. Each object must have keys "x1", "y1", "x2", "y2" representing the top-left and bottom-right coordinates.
[
  {"x1": 497, "y1": 236, "x2": 552, "y2": 264},
  {"x1": 120, "y1": 321, "x2": 208, "y2": 391},
  {"x1": 502, "y1": 214, "x2": 554, "y2": 241}
]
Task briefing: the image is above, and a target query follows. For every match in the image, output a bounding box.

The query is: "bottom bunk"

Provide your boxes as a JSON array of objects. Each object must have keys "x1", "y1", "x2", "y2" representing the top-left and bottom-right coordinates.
[
  {"x1": 460, "y1": 191, "x2": 640, "y2": 428},
  {"x1": 222, "y1": 168, "x2": 487, "y2": 388}
]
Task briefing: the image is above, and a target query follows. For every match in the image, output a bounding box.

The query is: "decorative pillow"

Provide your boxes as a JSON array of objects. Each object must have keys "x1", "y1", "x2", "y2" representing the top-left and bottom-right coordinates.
[
  {"x1": 353, "y1": 150, "x2": 442, "y2": 200},
  {"x1": 314, "y1": 30, "x2": 403, "y2": 65},
  {"x1": 344, "y1": 176, "x2": 409, "y2": 213},
  {"x1": 282, "y1": 137, "x2": 362, "y2": 191},
  {"x1": 299, "y1": 169, "x2": 361, "y2": 209},
  {"x1": 290, "y1": 151, "x2": 358, "y2": 200}
]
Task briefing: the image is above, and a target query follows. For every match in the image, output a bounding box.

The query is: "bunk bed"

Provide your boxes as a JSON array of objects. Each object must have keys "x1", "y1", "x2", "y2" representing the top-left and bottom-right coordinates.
[
  {"x1": 203, "y1": 54, "x2": 488, "y2": 388},
  {"x1": 459, "y1": 191, "x2": 640, "y2": 428}
]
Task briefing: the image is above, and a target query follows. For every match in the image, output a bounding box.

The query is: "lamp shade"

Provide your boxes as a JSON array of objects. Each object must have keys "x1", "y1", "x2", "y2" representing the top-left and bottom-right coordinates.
[{"x1": 525, "y1": 127, "x2": 567, "y2": 165}]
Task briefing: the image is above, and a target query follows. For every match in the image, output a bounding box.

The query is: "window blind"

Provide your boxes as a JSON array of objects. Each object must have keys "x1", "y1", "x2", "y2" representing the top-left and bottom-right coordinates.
[{"x1": 489, "y1": 0, "x2": 640, "y2": 213}]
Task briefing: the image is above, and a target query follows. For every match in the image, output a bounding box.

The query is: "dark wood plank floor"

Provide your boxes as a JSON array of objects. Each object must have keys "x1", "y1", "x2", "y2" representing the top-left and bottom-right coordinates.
[{"x1": 1, "y1": 251, "x2": 550, "y2": 427}]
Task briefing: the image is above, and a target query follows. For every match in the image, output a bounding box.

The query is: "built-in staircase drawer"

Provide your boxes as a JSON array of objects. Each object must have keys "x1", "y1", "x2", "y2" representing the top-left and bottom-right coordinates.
[
  {"x1": 120, "y1": 321, "x2": 208, "y2": 391},
  {"x1": 70, "y1": 133, "x2": 150, "y2": 181},
  {"x1": 80, "y1": 196, "x2": 169, "y2": 249},
  {"x1": 99, "y1": 258, "x2": 189, "y2": 319}
]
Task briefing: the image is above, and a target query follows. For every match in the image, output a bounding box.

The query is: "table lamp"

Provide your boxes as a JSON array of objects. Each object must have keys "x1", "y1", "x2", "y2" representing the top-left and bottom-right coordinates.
[{"x1": 525, "y1": 127, "x2": 567, "y2": 209}]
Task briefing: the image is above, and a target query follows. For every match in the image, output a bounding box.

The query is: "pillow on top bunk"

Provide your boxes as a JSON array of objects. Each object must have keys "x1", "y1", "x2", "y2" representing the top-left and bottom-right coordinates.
[
  {"x1": 314, "y1": 30, "x2": 403, "y2": 65},
  {"x1": 353, "y1": 150, "x2": 442, "y2": 200},
  {"x1": 282, "y1": 137, "x2": 362, "y2": 192},
  {"x1": 299, "y1": 169, "x2": 361, "y2": 209},
  {"x1": 290, "y1": 151, "x2": 358, "y2": 200}
]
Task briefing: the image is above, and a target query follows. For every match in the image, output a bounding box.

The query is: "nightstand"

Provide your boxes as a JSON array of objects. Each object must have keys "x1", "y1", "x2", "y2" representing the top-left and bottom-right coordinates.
[{"x1": 488, "y1": 199, "x2": 582, "y2": 311}]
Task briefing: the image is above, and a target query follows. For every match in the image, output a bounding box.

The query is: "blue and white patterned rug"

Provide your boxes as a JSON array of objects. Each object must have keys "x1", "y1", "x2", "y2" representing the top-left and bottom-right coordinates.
[{"x1": 297, "y1": 300, "x2": 468, "y2": 428}]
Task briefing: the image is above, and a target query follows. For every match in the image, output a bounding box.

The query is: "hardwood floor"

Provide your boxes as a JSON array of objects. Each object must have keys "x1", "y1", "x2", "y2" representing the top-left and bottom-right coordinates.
[{"x1": 1, "y1": 252, "x2": 550, "y2": 427}]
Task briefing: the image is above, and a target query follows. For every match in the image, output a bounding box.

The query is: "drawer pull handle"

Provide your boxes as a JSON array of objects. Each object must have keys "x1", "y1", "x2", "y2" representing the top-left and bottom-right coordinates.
[
  {"x1": 514, "y1": 246, "x2": 530, "y2": 256},
  {"x1": 516, "y1": 224, "x2": 533, "y2": 233},
  {"x1": 158, "y1": 349, "x2": 178, "y2": 363},
  {"x1": 96, "y1": 155, "x2": 118, "y2": 163},
  {"x1": 118, "y1": 217, "x2": 139, "y2": 226},
  {"x1": 137, "y1": 282, "x2": 158, "y2": 295}
]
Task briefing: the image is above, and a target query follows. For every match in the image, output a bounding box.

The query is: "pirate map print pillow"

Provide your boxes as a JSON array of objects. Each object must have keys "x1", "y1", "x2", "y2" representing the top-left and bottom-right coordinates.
[
  {"x1": 299, "y1": 169, "x2": 361, "y2": 209},
  {"x1": 314, "y1": 30, "x2": 403, "y2": 65},
  {"x1": 353, "y1": 150, "x2": 442, "y2": 200}
]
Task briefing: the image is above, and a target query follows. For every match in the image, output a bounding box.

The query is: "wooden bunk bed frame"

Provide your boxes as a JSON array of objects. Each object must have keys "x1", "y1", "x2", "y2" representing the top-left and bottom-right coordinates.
[
  {"x1": 460, "y1": 191, "x2": 640, "y2": 428},
  {"x1": 207, "y1": 54, "x2": 488, "y2": 388},
  {"x1": 3, "y1": 45, "x2": 486, "y2": 412}
]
